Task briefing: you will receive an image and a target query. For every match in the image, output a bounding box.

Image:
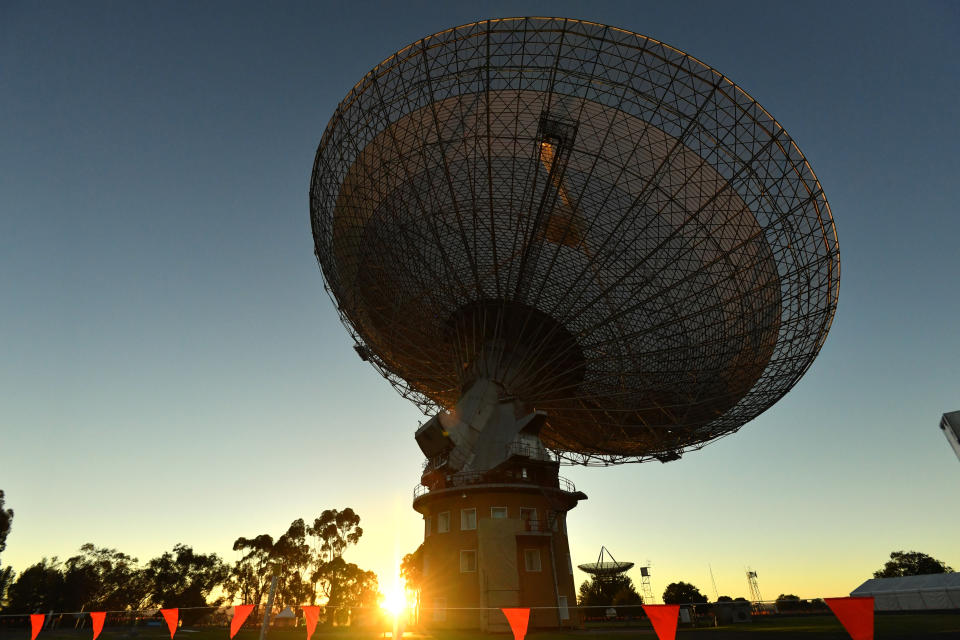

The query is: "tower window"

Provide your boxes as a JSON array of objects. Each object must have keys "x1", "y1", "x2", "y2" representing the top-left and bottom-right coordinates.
[
  {"x1": 491, "y1": 506, "x2": 507, "y2": 519},
  {"x1": 461, "y1": 508, "x2": 477, "y2": 530},
  {"x1": 437, "y1": 511, "x2": 450, "y2": 533},
  {"x1": 524, "y1": 549, "x2": 542, "y2": 572},
  {"x1": 460, "y1": 550, "x2": 477, "y2": 573},
  {"x1": 520, "y1": 507, "x2": 537, "y2": 531},
  {"x1": 432, "y1": 597, "x2": 446, "y2": 621}
]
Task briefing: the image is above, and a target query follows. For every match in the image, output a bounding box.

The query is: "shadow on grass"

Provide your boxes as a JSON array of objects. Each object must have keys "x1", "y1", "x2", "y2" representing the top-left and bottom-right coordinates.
[{"x1": 2, "y1": 614, "x2": 959, "y2": 640}]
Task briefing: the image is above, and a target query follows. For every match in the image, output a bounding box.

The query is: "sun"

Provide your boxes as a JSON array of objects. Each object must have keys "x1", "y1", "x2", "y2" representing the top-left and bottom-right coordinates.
[{"x1": 381, "y1": 586, "x2": 407, "y2": 617}]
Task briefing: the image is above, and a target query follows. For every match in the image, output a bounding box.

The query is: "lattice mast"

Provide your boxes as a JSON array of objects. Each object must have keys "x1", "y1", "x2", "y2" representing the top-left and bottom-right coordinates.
[
  {"x1": 640, "y1": 562, "x2": 655, "y2": 604},
  {"x1": 746, "y1": 568, "x2": 763, "y2": 603}
]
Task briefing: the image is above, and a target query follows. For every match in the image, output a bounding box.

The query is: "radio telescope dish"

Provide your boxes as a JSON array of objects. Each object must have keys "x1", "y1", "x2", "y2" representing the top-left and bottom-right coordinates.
[
  {"x1": 578, "y1": 546, "x2": 634, "y2": 580},
  {"x1": 310, "y1": 17, "x2": 839, "y2": 467}
]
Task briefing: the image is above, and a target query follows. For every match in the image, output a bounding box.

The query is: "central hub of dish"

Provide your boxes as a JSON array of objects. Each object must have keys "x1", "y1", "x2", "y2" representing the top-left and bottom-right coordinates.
[
  {"x1": 446, "y1": 299, "x2": 585, "y2": 404},
  {"x1": 413, "y1": 301, "x2": 584, "y2": 474}
]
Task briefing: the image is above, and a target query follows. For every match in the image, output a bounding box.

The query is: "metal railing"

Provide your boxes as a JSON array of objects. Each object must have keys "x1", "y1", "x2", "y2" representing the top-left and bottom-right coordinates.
[
  {"x1": 421, "y1": 442, "x2": 558, "y2": 474},
  {"x1": 422, "y1": 453, "x2": 448, "y2": 472},
  {"x1": 557, "y1": 475, "x2": 576, "y2": 493},
  {"x1": 414, "y1": 472, "x2": 576, "y2": 499},
  {"x1": 505, "y1": 441, "x2": 557, "y2": 461}
]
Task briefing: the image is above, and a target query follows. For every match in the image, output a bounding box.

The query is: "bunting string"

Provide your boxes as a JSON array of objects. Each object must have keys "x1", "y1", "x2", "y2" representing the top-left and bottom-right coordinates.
[{"x1": 3, "y1": 597, "x2": 875, "y2": 640}]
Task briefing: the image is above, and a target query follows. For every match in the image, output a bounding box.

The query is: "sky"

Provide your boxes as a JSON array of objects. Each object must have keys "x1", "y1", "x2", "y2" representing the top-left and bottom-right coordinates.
[{"x1": 1, "y1": 0, "x2": 958, "y2": 605}]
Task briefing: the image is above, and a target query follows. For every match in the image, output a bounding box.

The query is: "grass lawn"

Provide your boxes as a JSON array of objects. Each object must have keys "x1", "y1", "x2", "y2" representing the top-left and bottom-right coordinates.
[{"x1": 2, "y1": 614, "x2": 959, "y2": 640}]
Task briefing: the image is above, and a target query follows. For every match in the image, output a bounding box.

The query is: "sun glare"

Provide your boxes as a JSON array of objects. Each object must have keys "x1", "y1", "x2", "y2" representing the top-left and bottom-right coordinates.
[{"x1": 381, "y1": 586, "x2": 407, "y2": 617}]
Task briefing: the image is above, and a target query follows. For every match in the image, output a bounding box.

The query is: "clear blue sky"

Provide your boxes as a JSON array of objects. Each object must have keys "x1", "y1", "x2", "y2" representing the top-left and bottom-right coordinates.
[{"x1": 2, "y1": 0, "x2": 958, "y2": 603}]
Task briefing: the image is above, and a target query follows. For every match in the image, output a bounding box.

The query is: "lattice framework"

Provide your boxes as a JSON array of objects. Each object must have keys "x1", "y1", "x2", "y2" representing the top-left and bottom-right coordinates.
[{"x1": 310, "y1": 17, "x2": 840, "y2": 465}]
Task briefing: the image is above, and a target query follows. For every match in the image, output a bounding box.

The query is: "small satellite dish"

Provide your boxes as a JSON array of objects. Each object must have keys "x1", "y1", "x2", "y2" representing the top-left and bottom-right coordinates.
[{"x1": 578, "y1": 546, "x2": 634, "y2": 580}]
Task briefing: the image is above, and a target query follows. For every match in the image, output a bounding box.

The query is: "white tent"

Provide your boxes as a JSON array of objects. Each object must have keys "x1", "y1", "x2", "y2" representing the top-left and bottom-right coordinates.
[{"x1": 851, "y1": 574, "x2": 960, "y2": 611}]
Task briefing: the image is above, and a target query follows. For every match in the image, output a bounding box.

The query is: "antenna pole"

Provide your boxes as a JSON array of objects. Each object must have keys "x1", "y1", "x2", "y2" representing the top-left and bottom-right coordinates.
[{"x1": 259, "y1": 574, "x2": 278, "y2": 640}]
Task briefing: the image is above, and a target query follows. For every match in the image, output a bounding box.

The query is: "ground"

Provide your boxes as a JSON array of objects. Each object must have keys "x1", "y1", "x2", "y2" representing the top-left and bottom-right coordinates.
[{"x1": 1, "y1": 614, "x2": 959, "y2": 640}]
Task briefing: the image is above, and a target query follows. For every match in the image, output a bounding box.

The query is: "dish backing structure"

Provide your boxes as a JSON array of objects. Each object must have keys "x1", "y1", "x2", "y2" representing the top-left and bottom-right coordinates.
[{"x1": 310, "y1": 17, "x2": 839, "y2": 629}]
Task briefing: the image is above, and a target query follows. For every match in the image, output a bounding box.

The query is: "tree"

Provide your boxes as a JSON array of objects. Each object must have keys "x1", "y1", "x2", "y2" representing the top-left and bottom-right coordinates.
[
  {"x1": 662, "y1": 582, "x2": 707, "y2": 605},
  {"x1": 0, "y1": 490, "x2": 12, "y2": 607},
  {"x1": 2, "y1": 545, "x2": 151, "y2": 614},
  {"x1": 228, "y1": 534, "x2": 274, "y2": 607},
  {"x1": 578, "y1": 574, "x2": 642, "y2": 607},
  {"x1": 310, "y1": 509, "x2": 363, "y2": 562},
  {"x1": 717, "y1": 595, "x2": 733, "y2": 602},
  {"x1": 873, "y1": 551, "x2": 954, "y2": 578},
  {"x1": 308, "y1": 508, "x2": 366, "y2": 620},
  {"x1": 0, "y1": 491, "x2": 12, "y2": 557},
  {"x1": 63, "y1": 544, "x2": 149, "y2": 611},
  {"x1": 612, "y1": 583, "x2": 643, "y2": 607},
  {"x1": 4, "y1": 558, "x2": 66, "y2": 613},
  {"x1": 776, "y1": 594, "x2": 801, "y2": 612},
  {"x1": 0, "y1": 566, "x2": 13, "y2": 609},
  {"x1": 143, "y1": 544, "x2": 228, "y2": 621},
  {"x1": 271, "y1": 519, "x2": 314, "y2": 608},
  {"x1": 226, "y1": 509, "x2": 369, "y2": 615},
  {"x1": 400, "y1": 545, "x2": 423, "y2": 619},
  {"x1": 313, "y1": 556, "x2": 378, "y2": 625}
]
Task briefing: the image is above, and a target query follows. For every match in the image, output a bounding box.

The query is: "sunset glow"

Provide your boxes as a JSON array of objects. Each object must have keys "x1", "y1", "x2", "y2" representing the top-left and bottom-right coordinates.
[
  {"x1": 381, "y1": 586, "x2": 407, "y2": 617},
  {"x1": 1, "y1": 2, "x2": 958, "y2": 620}
]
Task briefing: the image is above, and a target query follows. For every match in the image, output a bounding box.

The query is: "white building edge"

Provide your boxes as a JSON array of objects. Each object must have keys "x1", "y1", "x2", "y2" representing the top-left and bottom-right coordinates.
[
  {"x1": 941, "y1": 411, "x2": 960, "y2": 461},
  {"x1": 851, "y1": 573, "x2": 960, "y2": 611}
]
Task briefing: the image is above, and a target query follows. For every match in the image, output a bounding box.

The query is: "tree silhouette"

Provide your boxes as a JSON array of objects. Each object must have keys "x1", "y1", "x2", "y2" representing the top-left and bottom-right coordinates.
[
  {"x1": 874, "y1": 551, "x2": 954, "y2": 578},
  {"x1": 272, "y1": 519, "x2": 313, "y2": 608},
  {"x1": 312, "y1": 556, "x2": 377, "y2": 625},
  {"x1": 578, "y1": 574, "x2": 642, "y2": 607},
  {"x1": 310, "y1": 509, "x2": 363, "y2": 562},
  {"x1": 229, "y1": 534, "x2": 274, "y2": 607},
  {"x1": 1, "y1": 509, "x2": 377, "y2": 619},
  {"x1": 63, "y1": 544, "x2": 149, "y2": 610},
  {"x1": 0, "y1": 491, "x2": 12, "y2": 557},
  {"x1": 143, "y1": 544, "x2": 228, "y2": 621},
  {"x1": 662, "y1": 581, "x2": 707, "y2": 605},
  {"x1": 226, "y1": 509, "x2": 370, "y2": 617},
  {"x1": 400, "y1": 545, "x2": 423, "y2": 618},
  {"x1": 5, "y1": 558, "x2": 65, "y2": 613},
  {"x1": 0, "y1": 491, "x2": 12, "y2": 608}
]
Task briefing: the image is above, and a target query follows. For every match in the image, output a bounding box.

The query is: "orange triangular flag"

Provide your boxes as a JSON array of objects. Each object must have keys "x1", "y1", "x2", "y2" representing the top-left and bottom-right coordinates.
[
  {"x1": 160, "y1": 609, "x2": 178, "y2": 639},
  {"x1": 825, "y1": 597, "x2": 874, "y2": 640},
  {"x1": 30, "y1": 614, "x2": 44, "y2": 640},
  {"x1": 230, "y1": 605, "x2": 254, "y2": 639},
  {"x1": 302, "y1": 606, "x2": 320, "y2": 640},
  {"x1": 501, "y1": 608, "x2": 529, "y2": 640},
  {"x1": 642, "y1": 604, "x2": 680, "y2": 640},
  {"x1": 90, "y1": 612, "x2": 106, "y2": 640}
]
